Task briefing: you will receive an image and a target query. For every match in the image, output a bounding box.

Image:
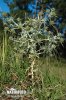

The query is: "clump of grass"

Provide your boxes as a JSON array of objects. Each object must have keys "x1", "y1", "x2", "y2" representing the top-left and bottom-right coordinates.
[{"x1": 34, "y1": 58, "x2": 66, "y2": 100}]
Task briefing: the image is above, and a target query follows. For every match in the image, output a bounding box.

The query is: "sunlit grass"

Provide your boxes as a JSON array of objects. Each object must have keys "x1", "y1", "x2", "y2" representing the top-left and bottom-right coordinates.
[{"x1": 34, "y1": 58, "x2": 66, "y2": 100}]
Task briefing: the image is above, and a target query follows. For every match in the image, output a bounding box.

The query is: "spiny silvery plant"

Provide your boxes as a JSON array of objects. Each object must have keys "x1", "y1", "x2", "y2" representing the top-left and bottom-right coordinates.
[
  {"x1": 3, "y1": 9, "x2": 64, "y2": 97},
  {"x1": 4, "y1": 8, "x2": 63, "y2": 58}
]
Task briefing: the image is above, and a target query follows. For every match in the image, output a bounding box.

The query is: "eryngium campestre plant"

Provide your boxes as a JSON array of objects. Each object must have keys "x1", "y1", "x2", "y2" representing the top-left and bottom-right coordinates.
[{"x1": 4, "y1": 11, "x2": 63, "y2": 58}]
